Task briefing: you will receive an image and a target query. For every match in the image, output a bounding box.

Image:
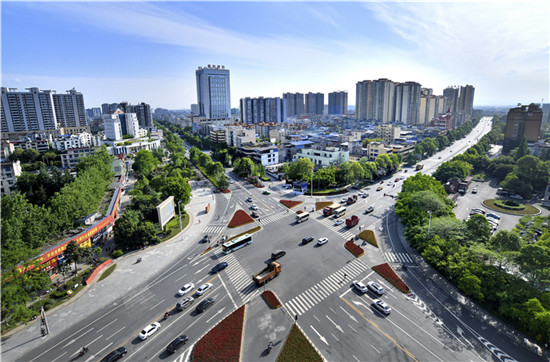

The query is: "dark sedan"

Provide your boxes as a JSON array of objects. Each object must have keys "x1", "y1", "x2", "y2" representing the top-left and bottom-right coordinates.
[
  {"x1": 100, "y1": 347, "x2": 127, "y2": 362},
  {"x1": 211, "y1": 262, "x2": 228, "y2": 273}
]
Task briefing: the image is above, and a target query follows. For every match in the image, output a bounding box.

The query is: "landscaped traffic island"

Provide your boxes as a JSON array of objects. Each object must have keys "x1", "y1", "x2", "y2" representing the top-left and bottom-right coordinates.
[
  {"x1": 358, "y1": 229, "x2": 379, "y2": 248},
  {"x1": 192, "y1": 305, "x2": 246, "y2": 362},
  {"x1": 228, "y1": 209, "x2": 255, "y2": 228},
  {"x1": 262, "y1": 290, "x2": 282, "y2": 309},
  {"x1": 344, "y1": 240, "x2": 364, "y2": 257},
  {"x1": 280, "y1": 200, "x2": 303, "y2": 209},
  {"x1": 482, "y1": 199, "x2": 539, "y2": 215},
  {"x1": 277, "y1": 324, "x2": 323, "y2": 362},
  {"x1": 372, "y1": 263, "x2": 411, "y2": 294}
]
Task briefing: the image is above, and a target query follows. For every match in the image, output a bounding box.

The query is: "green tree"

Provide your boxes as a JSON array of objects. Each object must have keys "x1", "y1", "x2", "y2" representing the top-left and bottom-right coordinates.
[
  {"x1": 489, "y1": 230, "x2": 523, "y2": 252},
  {"x1": 133, "y1": 149, "x2": 160, "y2": 178},
  {"x1": 501, "y1": 174, "x2": 532, "y2": 198},
  {"x1": 517, "y1": 244, "x2": 550, "y2": 289},
  {"x1": 458, "y1": 271, "x2": 484, "y2": 300},
  {"x1": 465, "y1": 214, "x2": 493, "y2": 244},
  {"x1": 432, "y1": 160, "x2": 473, "y2": 182},
  {"x1": 515, "y1": 137, "x2": 530, "y2": 160},
  {"x1": 64, "y1": 241, "x2": 83, "y2": 272}
]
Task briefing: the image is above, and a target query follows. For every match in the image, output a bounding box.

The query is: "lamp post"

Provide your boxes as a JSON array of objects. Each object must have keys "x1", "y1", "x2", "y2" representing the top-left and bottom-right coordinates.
[
  {"x1": 311, "y1": 168, "x2": 313, "y2": 198},
  {"x1": 427, "y1": 210, "x2": 432, "y2": 236},
  {"x1": 177, "y1": 200, "x2": 183, "y2": 238}
]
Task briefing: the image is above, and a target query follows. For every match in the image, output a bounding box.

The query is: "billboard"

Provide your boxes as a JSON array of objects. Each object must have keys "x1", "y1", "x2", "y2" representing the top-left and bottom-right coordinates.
[{"x1": 156, "y1": 196, "x2": 175, "y2": 229}]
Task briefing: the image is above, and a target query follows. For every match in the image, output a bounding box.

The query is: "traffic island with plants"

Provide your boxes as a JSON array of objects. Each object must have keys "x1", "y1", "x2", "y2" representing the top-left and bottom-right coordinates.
[
  {"x1": 228, "y1": 210, "x2": 255, "y2": 228},
  {"x1": 277, "y1": 324, "x2": 323, "y2": 362},
  {"x1": 316, "y1": 201, "x2": 333, "y2": 211},
  {"x1": 344, "y1": 240, "x2": 364, "y2": 257},
  {"x1": 358, "y1": 229, "x2": 379, "y2": 248},
  {"x1": 280, "y1": 200, "x2": 303, "y2": 209},
  {"x1": 262, "y1": 290, "x2": 282, "y2": 309},
  {"x1": 193, "y1": 304, "x2": 246, "y2": 362},
  {"x1": 372, "y1": 263, "x2": 411, "y2": 294},
  {"x1": 482, "y1": 199, "x2": 539, "y2": 215}
]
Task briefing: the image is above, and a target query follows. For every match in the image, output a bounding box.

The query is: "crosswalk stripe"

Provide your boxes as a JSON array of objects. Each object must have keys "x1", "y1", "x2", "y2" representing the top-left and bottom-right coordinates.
[
  {"x1": 287, "y1": 300, "x2": 301, "y2": 316},
  {"x1": 304, "y1": 290, "x2": 320, "y2": 304},
  {"x1": 309, "y1": 288, "x2": 325, "y2": 302},
  {"x1": 314, "y1": 284, "x2": 330, "y2": 298},
  {"x1": 323, "y1": 277, "x2": 340, "y2": 291},
  {"x1": 297, "y1": 294, "x2": 314, "y2": 309},
  {"x1": 291, "y1": 299, "x2": 306, "y2": 315}
]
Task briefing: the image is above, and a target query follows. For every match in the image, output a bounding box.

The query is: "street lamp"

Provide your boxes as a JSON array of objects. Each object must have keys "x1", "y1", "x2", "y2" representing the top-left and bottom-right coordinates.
[
  {"x1": 427, "y1": 210, "x2": 432, "y2": 236},
  {"x1": 177, "y1": 200, "x2": 183, "y2": 239},
  {"x1": 311, "y1": 168, "x2": 313, "y2": 198}
]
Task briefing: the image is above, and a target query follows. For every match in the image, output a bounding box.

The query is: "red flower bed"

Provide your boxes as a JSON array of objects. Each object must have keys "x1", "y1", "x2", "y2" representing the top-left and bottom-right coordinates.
[
  {"x1": 372, "y1": 263, "x2": 410, "y2": 294},
  {"x1": 262, "y1": 290, "x2": 282, "y2": 309},
  {"x1": 344, "y1": 241, "x2": 364, "y2": 257},
  {"x1": 280, "y1": 200, "x2": 303, "y2": 209},
  {"x1": 296, "y1": 210, "x2": 304, "y2": 214},
  {"x1": 220, "y1": 187, "x2": 231, "y2": 193},
  {"x1": 228, "y1": 210, "x2": 254, "y2": 228},
  {"x1": 193, "y1": 305, "x2": 246, "y2": 362}
]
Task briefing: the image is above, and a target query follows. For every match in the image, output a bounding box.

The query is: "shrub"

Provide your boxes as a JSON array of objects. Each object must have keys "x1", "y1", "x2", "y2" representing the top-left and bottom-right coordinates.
[
  {"x1": 344, "y1": 241, "x2": 364, "y2": 257},
  {"x1": 94, "y1": 247, "x2": 102, "y2": 255},
  {"x1": 228, "y1": 210, "x2": 254, "y2": 228},
  {"x1": 111, "y1": 249, "x2": 123, "y2": 258},
  {"x1": 372, "y1": 263, "x2": 410, "y2": 294},
  {"x1": 262, "y1": 290, "x2": 282, "y2": 309}
]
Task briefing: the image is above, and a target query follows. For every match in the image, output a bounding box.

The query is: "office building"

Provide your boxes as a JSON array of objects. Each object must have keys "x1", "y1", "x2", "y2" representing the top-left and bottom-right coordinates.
[
  {"x1": 196, "y1": 65, "x2": 231, "y2": 120},
  {"x1": 283, "y1": 93, "x2": 305, "y2": 117},
  {"x1": 355, "y1": 78, "x2": 395, "y2": 123},
  {"x1": 305, "y1": 92, "x2": 324, "y2": 115},
  {"x1": 1, "y1": 87, "x2": 87, "y2": 133},
  {"x1": 503, "y1": 103, "x2": 542, "y2": 152},
  {"x1": 240, "y1": 97, "x2": 286, "y2": 125},
  {"x1": 394, "y1": 82, "x2": 421, "y2": 125},
  {"x1": 328, "y1": 91, "x2": 348, "y2": 115}
]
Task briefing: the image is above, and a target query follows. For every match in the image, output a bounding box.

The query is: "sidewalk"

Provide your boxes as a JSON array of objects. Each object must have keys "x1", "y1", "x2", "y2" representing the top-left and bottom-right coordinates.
[{"x1": 0, "y1": 180, "x2": 217, "y2": 362}]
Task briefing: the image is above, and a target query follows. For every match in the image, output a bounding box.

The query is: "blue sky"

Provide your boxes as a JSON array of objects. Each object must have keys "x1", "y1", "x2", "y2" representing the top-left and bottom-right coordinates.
[{"x1": 2, "y1": 1, "x2": 549, "y2": 109}]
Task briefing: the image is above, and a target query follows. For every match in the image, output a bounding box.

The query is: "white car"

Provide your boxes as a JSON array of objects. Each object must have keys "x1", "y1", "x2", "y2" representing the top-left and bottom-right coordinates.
[
  {"x1": 139, "y1": 322, "x2": 161, "y2": 340},
  {"x1": 340, "y1": 198, "x2": 347, "y2": 204},
  {"x1": 247, "y1": 196, "x2": 253, "y2": 202},
  {"x1": 317, "y1": 237, "x2": 328, "y2": 246},
  {"x1": 367, "y1": 281, "x2": 385, "y2": 295},
  {"x1": 251, "y1": 204, "x2": 258, "y2": 210},
  {"x1": 196, "y1": 283, "x2": 212, "y2": 296},
  {"x1": 334, "y1": 219, "x2": 344, "y2": 226},
  {"x1": 353, "y1": 280, "x2": 368, "y2": 293},
  {"x1": 372, "y1": 299, "x2": 391, "y2": 315},
  {"x1": 177, "y1": 283, "x2": 194, "y2": 296}
]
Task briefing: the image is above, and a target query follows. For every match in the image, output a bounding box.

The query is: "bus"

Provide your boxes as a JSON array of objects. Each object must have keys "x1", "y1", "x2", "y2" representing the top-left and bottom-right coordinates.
[
  {"x1": 296, "y1": 212, "x2": 310, "y2": 223},
  {"x1": 333, "y1": 206, "x2": 346, "y2": 218},
  {"x1": 222, "y1": 233, "x2": 253, "y2": 254}
]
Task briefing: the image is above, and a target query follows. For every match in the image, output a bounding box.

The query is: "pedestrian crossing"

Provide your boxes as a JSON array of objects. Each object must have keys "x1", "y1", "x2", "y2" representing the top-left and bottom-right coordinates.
[
  {"x1": 315, "y1": 215, "x2": 356, "y2": 240},
  {"x1": 173, "y1": 343, "x2": 194, "y2": 362},
  {"x1": 203, "y1": 224, "x2": 225, "y2": 235},
  {"x1": 216, "y1": 253, "x2": 261, "y2": 303},
  {"x1": 384, "y1": 252, "x2": 413, "y2": 264},
  {"x1": 257, "y1": 211, "x2": 289, "y2": 226},
  {"x1": 284, "y1": 259, "x2": 370, "y2": 317}
]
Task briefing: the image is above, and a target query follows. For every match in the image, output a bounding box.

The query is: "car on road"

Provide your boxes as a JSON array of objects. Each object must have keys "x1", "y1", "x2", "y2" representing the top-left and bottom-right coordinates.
[
  {"x1": 201, "y1": 234, "x2": 210, "y2": 243},
  {"x1": 211, "y1": 262, "x2": 228, "y2": 273},
  {"x1": 250, "y1": 211, "x2": 259, "y2": 218},
  {"x1": 353, "y1": 280, "x2": 368, "y2": 293},
  {"x1": 196, "y1": 297, "x2": 215, "y2": 313},
  {"x1": 176, "y1": 297, "x2": 194, "y2": 311},
  {"x1": 334, "y1": 219, "x2": 344, "y2": 226},
  {"x1": 283, "y1": 184, "x2": 292, "y2": 189},
  {"x1": 438, "y1": 156, "x2": 442, "y2": 159},
  {"x1": 361, "y1": 193, "x2": 369, "y2": 198},
  {"x1": 486, "y1": 212, "x2": 501, "y2": 220},
  {"x1": 317, "y1": 237, "x2": 328, "y2": 246},
  {"x1": 263, "y1": 190, "x2": 271, "y2": 195},
  {"x1": 472, "y1": 187, "x2": 478, "y2": 194},
  {"x1": 251, "y1": 204, "x2": 258, "y2": 210},
  {"x1": 166, "y1": 335, "x2": 188, "y2": 354},
  {"x1": 302, "y1": 236, "x2": 314, "y2": 244},
  {"x1": 247, "y1": 196, "x2": 253, "y2": 202},
  {"x1": 340, "y1": 198, "x2": 347, "y2": 203},
  {"x1": 367, "y1": 281, "x2": 385, "y2": 295},
  {"x1": 196, "y1": 283, "x2": 213, "y2": 296},
  {"x1": 100, "y1": 347, "x2": 127, "y2": 362},
  {"x1": 394, "y1": 178, "x2": 400, "y2": 182},
  {"x1": 139, "y1": 322, "x2": 161, "y2": 340},
  {"x1": 271, "y1": 250, "x2": 286, "y2": 260},
  {"x1": 177, "y1": 283, "x2": 195, "y2": 296},
  {"x1": 364, "y1": 206, "x2": 374, "y2": 214},
  {"x1": 372, "y1": 299, "x2": 391, "y2": 315},
  {"x1": 387, "y1": 182, "x2": 393, "y2": 186},
  {"x1": 377, "y1": 186, "x2": 383, "y2": 191},
  {"x1": 510, "y1": 194, "x2": 523, "y2": 200},
  {"x1": 230, "y1": 180, "x2": 235, "y2": 184}
]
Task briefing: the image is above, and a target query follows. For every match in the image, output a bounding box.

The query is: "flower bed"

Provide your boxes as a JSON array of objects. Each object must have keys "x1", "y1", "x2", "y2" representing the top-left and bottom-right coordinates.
[
  {"x1": 316, "y1": 201, "x2": 333, "y2": 211},
  {"x1": 296, "y1": 210, "x2": 304, "y2": 214},
  {"x1": 280, "y1": 200, "x2": 303, "y2": 209},
  {"x1": 372, "y1": 263, "x2": 410, "y2": 294},
  {"x1": 193, "y1": 305, "x2": 246, "y2": 362},
  {"x1": 278, "y1": 324, "x2": 322, "y2": 362},
  {"x1": 344, "y1": 241, "x2": 364, "y2": 257},
  {"x1": 220, "y1": 187, "x2": 231, "y2": 193},
  {"x1": 262, "y1": 290, "x2": 282, "y2": 309},
  {"x1": 228, "y1": 210, "x2": 255, "y2": 228},
  {"x1": 358, "y1": 229, "x2": 379, "y2": 248},
  {"x1": 201, "y1": 246, "x2": 212, "y2": 255}
]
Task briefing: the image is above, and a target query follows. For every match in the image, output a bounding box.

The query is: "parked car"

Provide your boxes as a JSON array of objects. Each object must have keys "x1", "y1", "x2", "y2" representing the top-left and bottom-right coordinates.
[
  {"x1": 486, "y1": 213, "x2": 501, "y2": 220},
  {"x1": 353, "y1": 280, "x2": 368, "y2": 293},
  {"x1": 166, "y1": 335, "x2": 188, "y2": 354},
  {"x1": 472, "y1": 187, "x2": 478, "y2": 194},
  {"x1": 196, "y1": 298, "x2": 215, "y2": 313},
  {"x1": 377, "y1": 186, "x2": 383, "y2": 191},
  {"x1": 317, "y1": 237, "x2": 328, "y2": 246},
  {"x1": 302, "y1": 236, "x2": 314, "y2": 245},
  {"x1": 211, "y1": 262, "x2": 228, "y2": 273},
  {"x1": 139, "y1": 322, "x2": 161, "y2": 340},
  {"x1": 100, "y1": 347, "x2": 127, "y2": 362},
  {"x1": 176, "y1": 297, "x2": 194, "y2": 311},
  {"x1": 372, "y1": 299, "x2": 391, "y2": 315},
  {"x1": 196, "y1": 283, "x2": 213, "y2": 296},
  {"x1": 177, "y1": 283, "x2": 195, "y2": 296},
  {"x1": 510, "y1": 194, "x2": 524, "y2": 200},
  {"x1": 367, "y1": 281, "x2": 385, "y2": 296},
  {"x1": 263, "y1": 190, "x2": 270, "y2": 195}
]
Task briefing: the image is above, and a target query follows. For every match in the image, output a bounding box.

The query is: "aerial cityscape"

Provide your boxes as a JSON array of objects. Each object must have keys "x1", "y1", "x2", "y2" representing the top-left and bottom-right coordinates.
[{"x1": 2, "y1": 2, "x2": 550, "y2": 362}]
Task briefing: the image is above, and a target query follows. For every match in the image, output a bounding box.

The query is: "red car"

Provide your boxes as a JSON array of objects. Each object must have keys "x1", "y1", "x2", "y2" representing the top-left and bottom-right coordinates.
[{"x1": 394, "y1": 178, "x2": 400, "y2": 182}]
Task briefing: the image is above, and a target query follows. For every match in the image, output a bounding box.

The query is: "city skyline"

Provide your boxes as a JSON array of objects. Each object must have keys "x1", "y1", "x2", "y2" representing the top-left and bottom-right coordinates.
[{"x1": 2, "y1": 1, "x2": 549, "y2": 110}]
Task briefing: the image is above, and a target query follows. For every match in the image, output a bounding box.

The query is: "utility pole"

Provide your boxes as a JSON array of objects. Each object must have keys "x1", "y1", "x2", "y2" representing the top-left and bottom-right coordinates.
[
  {"x1": 40, "y1": 307, "x2": 49, "y2": 336},
  {"x1": 177, "y1": 200, "x2": 183, "y2": 239}
]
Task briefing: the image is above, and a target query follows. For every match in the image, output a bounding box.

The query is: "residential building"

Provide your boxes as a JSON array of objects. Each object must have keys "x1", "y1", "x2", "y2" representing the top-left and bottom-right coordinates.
[
  {"x1": 255, "y1": 122, "x2": 280, "y2": 139},
  {"x1": 503, "y1": 103, "x2": 542, "y2": 152},
  {"x1": 240, "y1": 97, "x2": 286, "y2": 124},
  {"x1": 238, "y1": 143, "x2": 279, "y2": 167},
  {"x1": 103, "y1": 114, "x2": 123, "y2": 141},
  {"x1": 394, "y1": 82, "x2": 421, "y2": 125},
  {"x1": 355, "y1": 78, "x2": 395, "y2": 123},
  {"x1": 366, "y1": 141, "x2": 392, "y2": 161},
  {"x1": 86, "y1": 107, "x2": 102, "y2": 120},
  {"x1": 283, "y1": 93, "x2": 304, "y2": 117},
  {"x1": 9, "y1": 138, "x2": 50, "y2": 153},
  {"x1": 328, "y1": 91, "x2": 348, "y2": 115},
  {"x1": 443, "y1": 85, "x2": 475, "y2": 126},
  {"x1": 52, "y1": 134, "x2": 83, "y2": 151},
  {"x1": 293, "y1": 146, "x2": 349, "y2": 169},
  {"x1": 61, "y1": 147, "x2": 94, "y2": 169},
  {"x1": 101, "y1": 102, "x2": 152, "y2": 128},
  {"x1": 1, "y1": 140, "x2": 15, "y2": 159},
  {"x1": 225, "y1": 124, "x2": 256, "y2": 147},
  {"x1": 210, "y1": 127, "x2": 226, "y2": 144},
  {"x1": 305, "y1": 92, "x2": 324, "y2": 115},
  {"x1": 1, "y1": 159, "x2": 22, "y2": 195},
  {"x1": 374, "y1": 124, "x2": 401, "y2": 143},
  {"x1": 53, "y1": 88, "x2": 87, "y2": 128},
  {"x1": 427, "y1": 113, "x2": 454, "y2": 131},
  {"x1": 195, "y1": 65, "x2": 231, "y2": 120},
  {"x1": 101, "y1": 103, "x2": 119, "y2": 115}
]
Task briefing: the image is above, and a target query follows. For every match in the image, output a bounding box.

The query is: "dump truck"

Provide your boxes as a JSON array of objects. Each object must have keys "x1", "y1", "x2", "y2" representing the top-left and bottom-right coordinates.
[
  {"x1": 253, "y1": 262, "x2": 282, "y2": 285},
  {"x1": 415, "y1": 164, "x2": 424, "y2": 171},
  {"x1": 346, "y1": 215, "x2": 359, "y2": 228},
  {"x1": 346, "y1": 195, "x2": 358, "y2": 205},
  {"x1": 323, "y1": 203, "x2": 340, "y2": 216}
]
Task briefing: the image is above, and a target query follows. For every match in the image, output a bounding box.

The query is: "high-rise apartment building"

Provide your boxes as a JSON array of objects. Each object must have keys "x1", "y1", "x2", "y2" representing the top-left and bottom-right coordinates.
[
  {"x1": 328, "y1": 91, "x2": 348, "y2": 115},
  {"x1": 305, "y1": 92, "x2": 324, "y2": 115},
  {"x1": 1, "y1": 87, "x2": 87, "y2": 133},
  {"x1": 240, "y1": 97, "x2": 286, "y2": 125},
  {"x1": 283, "y1": 93, "x2": 305, "y2": 117},
  {"x1": 101, "y1": 102, "x2": 152, "y2": 128},
  {"x1": 356, "y1": 78, "x2": 395, "y2": 123},
  {"x1": 443, "y1": 85, "x2": 475, "y2": 126},
  {"x1": 503, "y1": 103, "x2": 542, "y2": 152},
  {"x1": 196, "y1": 65, "x2": 231, "y2": 120},
  {"x1": 394, "y1": 82, "x2": 421, "y2": 125},
  {"x1": 458, "y1": 85, "x2": 475, "y2": 117}
]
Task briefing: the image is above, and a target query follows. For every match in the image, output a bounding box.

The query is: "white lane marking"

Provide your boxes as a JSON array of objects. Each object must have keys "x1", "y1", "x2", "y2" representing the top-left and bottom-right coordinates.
[
  {"x1": 149, "y1": 299, "x2": 166, "y2": 310},
  {"x1": 62, "y1": 328, "x2": 94, "y2": 349},
  {"x1": 175, "y1": 273, "x2": 188, "y2": 282},
  {"x1": 85, "y1": 342, "x2": 113, "y2": 362},
  {"x1": 50, "y1": 351, "x2": 67, "y2": 362},
  {"x1": 370, "y1": 344, "x2": 380, "y2": 353},
  {"x1": 96, "y1": 318, "x2": 118, "y2": 333},
  {"x1": 105, "y1": 326, "x2": 125, "y2": 340},
  {"x1": 139, "y1": 294, "x2": 155, "y2": 305},
  {"x1": 218, "y1": 274, "x2": 237, "y2": 308}
]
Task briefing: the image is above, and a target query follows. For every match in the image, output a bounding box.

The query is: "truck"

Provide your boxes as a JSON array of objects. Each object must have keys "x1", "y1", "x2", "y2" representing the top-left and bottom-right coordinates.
[
  {"x1": 323, "y1": 203, "x2": 340, "y2": 216},
  {"x1": 346, "y1": 195, "x2": 358, "y2": 205},
  {"x1": 346, "y1": 215, "x2": 359, "y2": 228},
  {"x1": 415, "y1": 164, "x2": 424, "y2": 171},
  {"x1": 253, "y1": 262, "x2": 282, "y2": 285}
]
